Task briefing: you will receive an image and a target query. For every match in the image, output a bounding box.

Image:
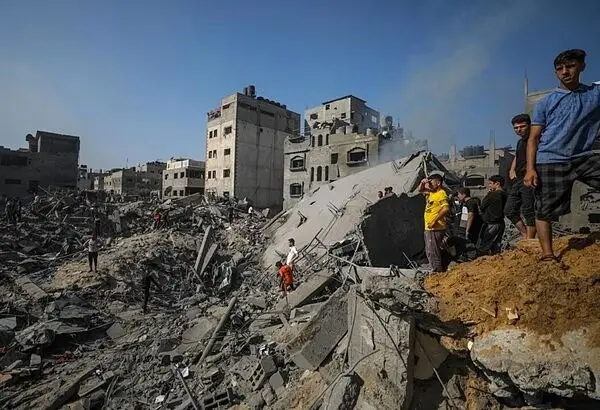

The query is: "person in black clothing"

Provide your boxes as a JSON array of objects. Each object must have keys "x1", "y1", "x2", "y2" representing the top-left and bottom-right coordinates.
[
  {"x1": 142, "y1": 271, "x2": 161, "y2": 314},
  {"x1": 456, "y1": 187, "x2": 483, "y2": 244},
  {"x1": 478, "y1": 175, "x2": 508, "y2": 255},
  {"x1": 505, "y1": 114, "x2": 536, "y2": 239}
]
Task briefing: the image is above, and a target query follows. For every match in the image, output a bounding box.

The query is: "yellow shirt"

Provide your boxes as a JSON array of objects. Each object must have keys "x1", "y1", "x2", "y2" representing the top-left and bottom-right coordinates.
[{"x1": 424, "y1": 189, "x2": 449, "y2": 231}]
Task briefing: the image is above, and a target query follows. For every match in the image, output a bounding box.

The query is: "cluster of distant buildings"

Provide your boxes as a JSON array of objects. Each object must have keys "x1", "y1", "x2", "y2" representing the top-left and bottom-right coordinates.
[{"x1": 3, "y1": 80, "x2": 566, "y2": 211}]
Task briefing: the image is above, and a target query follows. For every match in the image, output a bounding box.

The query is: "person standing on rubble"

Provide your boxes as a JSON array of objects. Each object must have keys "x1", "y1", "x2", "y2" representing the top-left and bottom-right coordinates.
[
  {"x1": 477, "y1": 175, "x2": 508, "y2": 255},
  {"x1": 141, "y1": 260, "x2": 161, "y2": 313},
  {"x1": 286, "y1": 238, "x2": 299, "y2": 271},
  {"x1": 5, "y1": 197, "x2": 15, "y2": 225},
  {"x1": 524, "y1": 49, "x2": 600, "y2": 262},
  {"x1": 505, "y1": 114, "x2": 536, "y2": 240},
  {"x1": 84, "y1": 233, "x2": 103, "y2": 272},
  {"x1": 15, "y1": 198, "x2": 22, "y2": 223},
  {"x1": 275, "y1": 261, "x2": 294, "y2": 293},
  {"x1": 457, "y1": 187, "x2": 483, "y2": 245},
  {"x1": 419, "y1": 173, "x2": 450, "y2": 272}
]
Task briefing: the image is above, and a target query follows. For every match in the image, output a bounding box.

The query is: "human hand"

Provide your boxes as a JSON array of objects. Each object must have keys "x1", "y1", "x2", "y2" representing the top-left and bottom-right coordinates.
[
  {"x1": 509, "y1": 169, "x2": 517, "y2": 181},
  {"x1": 524, "y1": 169, "x2": 538, "y2": 188}
]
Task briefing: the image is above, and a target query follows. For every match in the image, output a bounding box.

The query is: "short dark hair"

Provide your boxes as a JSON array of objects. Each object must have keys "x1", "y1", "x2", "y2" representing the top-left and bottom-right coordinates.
[
  {"x1": 457, "y1": 187, "x2": 471, "y2": 196},
  {"x1": 288, "y1": 238, "x2": 295, "y2": 245},
  {"x1": 511, "y1": 114, "x2": 531, "y2": 125},
  {"x1": 489, "y1": 175, "x2": 504, "y2": 186},
  {"x1": 429, "y1": 173, "x2": 443, "y2": 182},
  {"x1": 276, "y1": 261, "x2": 282, "y2": 267},
  {"x1": 554, "y1": 49, "x2": 586, "y2": 67}
]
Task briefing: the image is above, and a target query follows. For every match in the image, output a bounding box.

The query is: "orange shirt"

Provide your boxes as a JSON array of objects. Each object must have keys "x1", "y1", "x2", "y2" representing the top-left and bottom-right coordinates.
[{"x1": 278, "y1": 264, "x2": 294, "y2": 286}]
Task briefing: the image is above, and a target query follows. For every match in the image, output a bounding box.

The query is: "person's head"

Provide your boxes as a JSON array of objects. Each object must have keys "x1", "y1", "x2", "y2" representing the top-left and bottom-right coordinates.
[
  {"x1": 488, "y1": 175, "x2": 504, "y2": 191},
  {"x1": 275, "y1": 261, "x2": 283, "y2": 268},
  {"x1": 554, "y1": 49, "x2": 586, "y2": 90},
  {"x1": 428, "y1": 173, "x2": 444, "y2": 190},
  {"x1": 92, "y1": 233, "x2": 97, "y2": 240},
  {"x1": 511, "y1": 114, "x2": 531, "y2": 138},
  {"x1": 288, "y1": 238, "x2": 295, "y2": 247},
  {"x1": 456, "y1": 187, "x2": 471, "y2": 203},
  {"x1": 377, "y1": 191, "x2": 383, "y2": 198}
]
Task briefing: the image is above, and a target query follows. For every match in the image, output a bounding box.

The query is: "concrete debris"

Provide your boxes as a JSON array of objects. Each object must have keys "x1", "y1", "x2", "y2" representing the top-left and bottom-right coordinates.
[{"x1": 1, "y1": 153, "x2": 596, "y2": 409}]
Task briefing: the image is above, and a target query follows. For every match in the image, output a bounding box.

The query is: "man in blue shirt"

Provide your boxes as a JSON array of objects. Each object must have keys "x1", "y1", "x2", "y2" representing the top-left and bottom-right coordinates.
[{"x1": 525, "y1": 49, "x2": 600, "y2": 261}]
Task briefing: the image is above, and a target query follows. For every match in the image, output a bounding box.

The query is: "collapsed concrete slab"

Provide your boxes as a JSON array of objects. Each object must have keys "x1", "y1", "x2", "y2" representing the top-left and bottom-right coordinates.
[
  {"x1": 263, "y1": 152, "x2": 459, "y2": 270},
  {"x1": 287, "y1": 287, "x2": 348, "y2": 371},
  {"x1": 347, "y1": 286, "x2": 415, "y2": 410},
  {"x1": 361, "y1": 272, "x2": 432, "y2": 313},
  {"x1": 14, "y1": 276, "x2": 48, "y2": 302},
  {"x1": 275, "y1": 269, "x2": 335, "y2": 311},
  {"x1": 471, "y1": 327, "x2": 600, "y2": 402}
]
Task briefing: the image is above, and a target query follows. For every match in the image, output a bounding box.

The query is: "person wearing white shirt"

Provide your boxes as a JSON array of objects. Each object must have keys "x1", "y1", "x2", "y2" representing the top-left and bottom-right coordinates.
[{"x1": 286, "y1": 238, "x2": 298, "y2": 269}]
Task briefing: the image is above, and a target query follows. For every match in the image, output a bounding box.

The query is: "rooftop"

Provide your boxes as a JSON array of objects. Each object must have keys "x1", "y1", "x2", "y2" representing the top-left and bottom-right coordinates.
[{"x1": 321, "y1": 95, "x2": 366, "y2": 106}]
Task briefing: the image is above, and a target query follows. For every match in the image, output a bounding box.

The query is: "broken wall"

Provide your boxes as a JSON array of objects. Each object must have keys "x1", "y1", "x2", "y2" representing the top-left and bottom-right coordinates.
[{"x1": 361, "y1": 193, "x2": 426, "y2": 268}]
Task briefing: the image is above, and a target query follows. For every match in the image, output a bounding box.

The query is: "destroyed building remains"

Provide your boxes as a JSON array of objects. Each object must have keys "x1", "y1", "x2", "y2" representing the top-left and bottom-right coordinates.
[
  {"x1": 1, "y1": 151, "x2": 600, "y2": 410},
  {"x1": 0, "y1": 131, "x2": 80, "y2": 197}
]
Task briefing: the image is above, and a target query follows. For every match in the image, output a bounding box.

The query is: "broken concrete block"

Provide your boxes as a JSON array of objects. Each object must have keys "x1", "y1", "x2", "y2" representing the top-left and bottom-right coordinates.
[
  {"x1": 14, "y1": 276, "x2": 48, "y2": 302},
  {"x1": 0, "y1": 327, "x2": 15, "y2": 347},
  {"x1": 261, "y1": 384, "x2": 276, "y2": 406},
  {"x1": 250, "y1": 356, "x2": 277, "y2": 391},
  {"x1": 347, "y1": 286, "x2": 415, "y2": 410},
  {"x1": 182, "y1": 317, "x2": 215, "y2": 344},
  {"x1": 30, "y1": 354, "x2": 42, "y2": 368},
  {"x1": 201, "y1": 387, "x2": 234, "y2": 410},
  {"x1": 322, "y1": 372, "x2": 363, "y2": 410},
  {"x1": 0, "y1": 317, "x2": 17, "y2": 330},
  {"x1": 413, "y1": 331, "x2": 449, "y2": 380},
  {"x1": 106, "y1": 323, "x2": 125, "y2": 340},
  {"x1": 158, "y1": 351, "x2": 183, "y2": 365},
  {"x1": 268, "y1": 370, "x2": 288, "y2": 392},
  {"x1": 361, "y1": 272, "x2": 431, "y2": 312},
  {"x1": 288, "y1": 287, "x2": 348, "y2": 371},
  {"x1": 275, "y1": 268, "x2": 336, "y2": 311},
  {"x1": 247, "y1": 296, "x2": 267, "y2": 310}
]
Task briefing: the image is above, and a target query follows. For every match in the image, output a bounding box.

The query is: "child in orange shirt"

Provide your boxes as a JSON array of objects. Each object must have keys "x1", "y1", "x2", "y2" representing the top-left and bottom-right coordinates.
[{"x1": 275, "y1": 261, "x2": 294, "y2": 292}]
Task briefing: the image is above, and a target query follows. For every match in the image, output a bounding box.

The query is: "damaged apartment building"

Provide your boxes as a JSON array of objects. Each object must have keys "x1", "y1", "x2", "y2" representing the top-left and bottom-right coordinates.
[
  {"x1": 441, "y1": 135, "x2": 514, "y2": 199},
  {"x1": 0, "y1": 131, "x2": 80, "y2": 197},
  {"x1": 283, "y1": 95, "x2": 427, "y2": 209},
  {"x1": 162, "y1": 158, "x2": 205, "y2": 198},
  {"x1": 99, "y1": 161, "x2": 166, "y2": 199},
  {"x1": 204, "y1": 85, "x2": 300, "y2": 209}
]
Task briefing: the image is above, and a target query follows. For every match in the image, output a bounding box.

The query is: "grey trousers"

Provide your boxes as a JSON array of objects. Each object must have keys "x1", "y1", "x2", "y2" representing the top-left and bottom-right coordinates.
[{"x1": 424, "y1": 230, "x2": 445, "y2": 272}]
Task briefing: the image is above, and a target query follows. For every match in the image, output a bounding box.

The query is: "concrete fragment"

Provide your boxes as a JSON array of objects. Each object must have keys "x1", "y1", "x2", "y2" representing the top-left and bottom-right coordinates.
[
  {"x1": 0, "y1": 317, "x2": 17, "y2": 330},
  {"x1": 194, "y1": 225, "x2": 213, "y2": 272},
  {"x1": 247, "y1": 296, "x2": 267, "y2": 310},
  {"x1": 275, "y1": 269, "x2": 336, "y2": 311},
  {"x1": 250, "y1": 356, "x2": 277, "y2": 391},
  {"x1": 39, "y1": 365, "x2": 96, "y2": 410},
  {"x1": 106, "y1": 323, "x2": 125, "y2": 340},
  {"x1": 471, "y1": 327, "x2": 600, "y2": 400},
  {"x1": 347, "y1": 286, "x2": 414, "y2": 410},
  {"x1": 322, "y1": 372, "x2": 363, "y2": 410},
  {"x1": 413, "y1": 331, "x2": 449, "y2": 380},
  {"x1": 245, "y1": 392, "x2": 265, "y2": 410},
  {"x1": 288, "y1": 287, "x2": 348, "y2": 371},
  {"x1": 200, "y1": 243, "x2": 218, "y2": 275},
  {"x1": 0, "y1": 327, "x2": 15, "y2": 346},
  {"x1": 269, "y1": 370, "x2": 288, "y2": 392},
  {"x1": 30, "y1": 353, "x2": 42, "y2": 367},
  {"x1": 15, "y1": 276, "x2": 48, "y2": 302},
  {"x1": 158, "y1": 350, "x2": 183, "y2": 365},
  {"x1": 261, "y1": 384, "x2": 276, "y2": 406},
  {"x1": 181, "y1": 317, "x2": 215, "y2": 344},
  {"x1": 361, "y1": 273, "x2": 430, "y2": 312}
]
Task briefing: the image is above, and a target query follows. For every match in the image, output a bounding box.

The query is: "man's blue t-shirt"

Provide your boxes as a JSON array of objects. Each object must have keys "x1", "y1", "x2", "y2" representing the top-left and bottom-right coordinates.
[{"x1": 532, "y1": 83, "x2": 600, "y2": 164}]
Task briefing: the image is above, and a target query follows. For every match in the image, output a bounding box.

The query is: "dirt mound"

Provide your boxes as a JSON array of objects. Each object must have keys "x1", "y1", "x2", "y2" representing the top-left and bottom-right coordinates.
[{"x1": 424, "y1": 234, "x2": 600, "y2": 346}]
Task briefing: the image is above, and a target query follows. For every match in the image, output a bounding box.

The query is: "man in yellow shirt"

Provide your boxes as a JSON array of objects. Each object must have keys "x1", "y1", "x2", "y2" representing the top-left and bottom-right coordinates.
[{"x1": 419, "y1": 173, "x2": 450, "y2": 272}]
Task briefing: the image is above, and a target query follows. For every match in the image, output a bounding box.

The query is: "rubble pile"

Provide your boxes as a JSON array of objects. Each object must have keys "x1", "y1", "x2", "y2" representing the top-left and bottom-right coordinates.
[
  {"x1": 425, "y1": 235, "x2": 600, "y2": 406},
  {"x1": 2, "y1": 153, "x2": 599, "y2": 409}
]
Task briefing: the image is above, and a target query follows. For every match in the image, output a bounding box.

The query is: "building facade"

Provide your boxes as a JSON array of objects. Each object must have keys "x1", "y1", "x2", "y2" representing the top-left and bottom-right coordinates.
[
  {"x1": 204, "y1": 85, "x2": 300, "y2": 208},
  {"x1": 162, "y1": 158, "x2": 205, "y2": 198},
  {"x1": 99, "y1": 161, "x2": 165, "y2": 198},
  {"x1": 442, "y1": 136, "x2": 514, "y2": 199},
  {"x1": 304, "y1": 95, "x2": 380, "y2": 137},
  {"x1": 0, "y1": 131, "x2": 80, "y2": 197}
]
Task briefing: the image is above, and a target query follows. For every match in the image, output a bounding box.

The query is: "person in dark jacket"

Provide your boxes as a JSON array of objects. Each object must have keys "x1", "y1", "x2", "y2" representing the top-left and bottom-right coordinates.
[{"x1": 478, "y1": 175, "x2": 508, "y2": 255}]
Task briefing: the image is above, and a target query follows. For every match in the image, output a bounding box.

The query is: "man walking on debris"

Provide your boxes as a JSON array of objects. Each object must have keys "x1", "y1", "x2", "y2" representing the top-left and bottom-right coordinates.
[
  {"x1": 419, "y1": 173, "x2": 450, "y2": 272},
  {"x1": 84, "y1": 233, "x2": 102, "y2": 272},
  {"x1": 275, "y1": 261, "x2": 294, "y2": 293},
  {"x1": 505, "y1": 114, "x2": 536, "y2": 239},
  {"x1": 525, "y1": 49, "x2": 600, "y2": 261},
  {"x1": 286, "y1": 238, "x2": 298, "y2": 270},
  {"x1": 478, "y1": 175, "x2": 508, "y2": 255},
  {"x1": 141, "y1": 257, "x2": 161, "y2": 313}
]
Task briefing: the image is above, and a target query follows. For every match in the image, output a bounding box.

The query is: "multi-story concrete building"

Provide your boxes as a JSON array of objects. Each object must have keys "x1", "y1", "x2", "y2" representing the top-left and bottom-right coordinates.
[
  {"x1": 0, "y1": 131, "x2": 80, "y2": 197},
  {"x1": 162, "y1": 158, "x2": 205, "y2": 198},
  {"x1": 99, "y1": 161, "x2": 166, "y2": 198},
  {"x1": 204, "y1": 85, "x2": 300, "y2": 208},
  {"x1": 304, "y1": 95, "x2": 380, "y2": 138},
  {"x1": 441, "y1": 136, "x2": 514, "y2": 199},
  {"x1": 283, "y1": 107, "x2": 427, "y2": 209},
  {"x1": 135, "y1": 161, "x2": 166, "y2": 195}
]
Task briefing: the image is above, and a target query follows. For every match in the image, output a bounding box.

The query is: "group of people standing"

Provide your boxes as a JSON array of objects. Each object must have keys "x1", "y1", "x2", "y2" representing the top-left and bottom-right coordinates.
[{"x1": 421, "y1": 48, "x2": 600, "y2": 272}]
